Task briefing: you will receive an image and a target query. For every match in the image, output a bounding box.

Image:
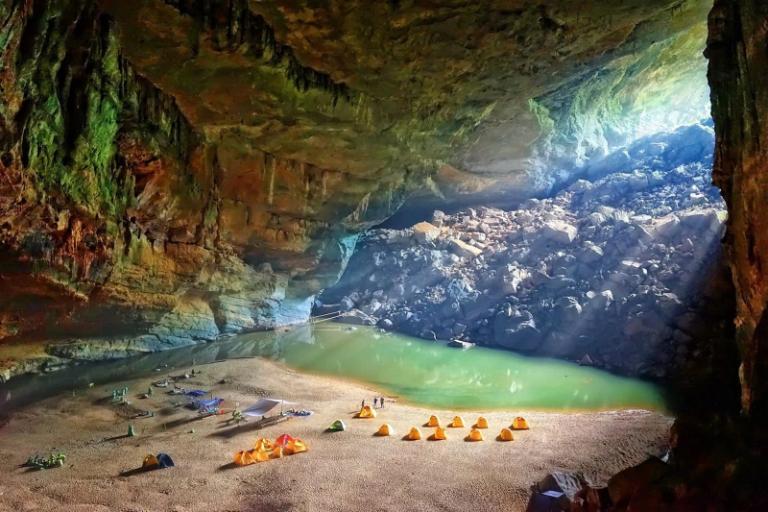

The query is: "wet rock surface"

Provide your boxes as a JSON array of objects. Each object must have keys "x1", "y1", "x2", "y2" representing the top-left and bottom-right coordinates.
[{"x1": 318, "y1": 124, "x2": 729, "y2": 378}]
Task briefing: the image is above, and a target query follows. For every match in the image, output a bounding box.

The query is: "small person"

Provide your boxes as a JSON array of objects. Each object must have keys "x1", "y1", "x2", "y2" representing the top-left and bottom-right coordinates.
[
  {"x1": 374, "y1": 397, "x2": 378, "y2": 408},
  {"x1": 361, "y1": 399, "x2": 365, "y2": 409},
  {"x1": 380, "y1": 396, "x2": 385, "y2": 408}
]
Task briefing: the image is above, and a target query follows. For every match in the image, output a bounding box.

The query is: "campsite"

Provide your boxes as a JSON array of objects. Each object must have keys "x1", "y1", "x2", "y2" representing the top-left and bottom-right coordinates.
[{"x1": 0, "y1": 355, "x2": 671, "y2": 511}]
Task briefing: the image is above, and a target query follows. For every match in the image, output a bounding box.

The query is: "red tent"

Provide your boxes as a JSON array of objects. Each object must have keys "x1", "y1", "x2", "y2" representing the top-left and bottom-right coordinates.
[{"x1": 275, "y1": 434, "x2": 295, "y2": 447}]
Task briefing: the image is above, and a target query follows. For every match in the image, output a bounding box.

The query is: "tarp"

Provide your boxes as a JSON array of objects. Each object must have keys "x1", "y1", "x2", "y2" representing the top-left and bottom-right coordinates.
[
  {"x1": 467, "y1": 428, "x2": 484, "y2": 442},
  {"x1": 357, "y1": 405, "x2": 376, "y2": 418},
  {"x1": 498, "y1": 428, "x2": 514, "y2": 441},
  {"x1": 184, "y1": 390, "x2": 208, "y2": 397},
  {"x1": 376, "y1": 424, "x2": 393, "y2": 436},
  {"x1": 426, "y1": 415, "x2": 440, "y2": 427},
  {"x1": 407, "y1": 427, "x2": 422, "y2": 441},
  {"x1": 511, "y1": 416, "x2": 530, "y2": 430},
  {"x1": 189, "y1": 397, "x2": 223, "y2": 411},
  {"x1": 475, "y1": 416, "x2": 489, "y2": 429},
  {"x1": 328, "y1": 419, "x2": 346, "y2": 432},
  {"x1": 450, "y1": 416, "x2": 465, "y2": 428},
  {"x1": 242, "y1": 399, "x2": 294, "y2": 417},
  {"x1": 430, "y1": 426, "x2": 447, "y2": 441}
]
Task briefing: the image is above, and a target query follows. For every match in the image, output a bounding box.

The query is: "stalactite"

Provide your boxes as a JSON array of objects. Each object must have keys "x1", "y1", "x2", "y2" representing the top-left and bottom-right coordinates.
[{"x1": 162, "y1": 0, "x2": 352, "y2": 106}]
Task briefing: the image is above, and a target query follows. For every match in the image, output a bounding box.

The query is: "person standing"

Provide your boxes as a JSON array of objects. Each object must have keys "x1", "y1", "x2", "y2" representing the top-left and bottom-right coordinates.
[
  {"x1": 380, "y1": 396, "x2": 385, "y2": 408},
  {"x1": 361, "y1": 399, "x2": 365, "y2": 409},
  {"x1": 373, "y1": 397, "x2": 378, "y2": 408}
]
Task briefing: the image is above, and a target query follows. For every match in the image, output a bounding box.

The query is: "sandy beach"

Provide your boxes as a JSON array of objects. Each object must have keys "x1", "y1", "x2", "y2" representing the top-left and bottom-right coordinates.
[{"x1": 0, "y1": 357, "x2": 672, "y2": 512}]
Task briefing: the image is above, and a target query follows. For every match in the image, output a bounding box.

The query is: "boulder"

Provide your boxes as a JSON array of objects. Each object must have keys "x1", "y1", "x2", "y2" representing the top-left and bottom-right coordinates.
[
  {"x1": 448, "y1": 238, "x2": 483, "y2": 259},
  {"x1": 412, "y1": 221, "x2": 441, "y2": 244},
  {"x1": 541, "y1": 220, "x2": 578, "y2": 244}
]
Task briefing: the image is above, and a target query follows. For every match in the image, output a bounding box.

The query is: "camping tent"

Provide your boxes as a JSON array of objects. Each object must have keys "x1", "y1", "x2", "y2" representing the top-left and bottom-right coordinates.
[
  {"x1": 498, "y1": 428, "x2": 514, "y2": 441},
  {"x1": 376, "y1": 424, "x2": 393, "y2": 436},
  {"x1": 275, "y1": 434, "x2": 295, "y2": 447},
  {"x1": 466, "y1": 428, "x2": 484, "y2": 442},
  {"x1": 328, "y1": 419, "x2": 346, "y2": 432},
  {"x1": 142, "y1": 453, "x2": 174, "y2": 469},
  {"x1": 475, "y1": 416, "x2": 489, "y2": 429},
  {"x1": 450, "y1": 415, "x2": 465, "y2": 428},
  {"x1": 426, "y1": 415, "x2": 440, "y2": 427},
  {"x1": 357, "y1": 405, "x2": 376, "y2": 418},
  {"x1": 142, "y1": 454, "x2": 159, "y2": 469},
  {"x1": 156, "y1": 453, "x2": 175, "y2": 468},
  {"x1": 407, "y1": 427, "x2": 422, "y2": 440},
  {"x1": 285, "y1": 438, "x2": 308, "y2": 455},
  {"x1": 511, "y1": 416, "x2": 530, "y2": 430},
  {"x1": 430, "y1": 426, "x2": 447, "y2": 441},
  {"x1": 254, "y1": 438, "x2": 274, "y2": 452},
  {"x1": 243, "y1": 398, "x2": 294, "y2": 417}
]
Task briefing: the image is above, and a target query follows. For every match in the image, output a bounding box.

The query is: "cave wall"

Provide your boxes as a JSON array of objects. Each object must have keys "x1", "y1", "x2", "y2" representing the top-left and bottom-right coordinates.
[{"x1": 707, "y1": 0, "x2": 768, "y2": 419}]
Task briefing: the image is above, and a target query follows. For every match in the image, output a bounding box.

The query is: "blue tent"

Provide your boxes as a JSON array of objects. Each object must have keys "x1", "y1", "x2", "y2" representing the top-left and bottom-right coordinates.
[
  {"x1": 184, "y1": 390, "x2": 208, "y2": 397},
  {"x1": 156, "y1": 453, "x2": 175, "y2": 469}
]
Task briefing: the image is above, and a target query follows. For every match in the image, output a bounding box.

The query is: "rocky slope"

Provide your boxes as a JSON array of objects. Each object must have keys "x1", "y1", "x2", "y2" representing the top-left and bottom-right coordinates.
[
  {"x1": 0, "y1": 0, "x2": 713, "y2": 376},
  {"x1": 317, "y1": 123, "x2": 730, "y2": 379}
]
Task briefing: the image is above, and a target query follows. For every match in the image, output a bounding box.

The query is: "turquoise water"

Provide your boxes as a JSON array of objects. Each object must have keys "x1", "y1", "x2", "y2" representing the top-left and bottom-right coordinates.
[
  {"x1": 247, "y1": 325, "x2": 667, "y2": 411},
  {"x1": 0, "y1": 324, "x2": 666, "y2": 412}
]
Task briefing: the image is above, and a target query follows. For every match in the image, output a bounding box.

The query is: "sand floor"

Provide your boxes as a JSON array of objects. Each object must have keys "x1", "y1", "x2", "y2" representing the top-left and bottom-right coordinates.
[{"x1": 0, "y1": 357, "x2": 672, "y2": 512}]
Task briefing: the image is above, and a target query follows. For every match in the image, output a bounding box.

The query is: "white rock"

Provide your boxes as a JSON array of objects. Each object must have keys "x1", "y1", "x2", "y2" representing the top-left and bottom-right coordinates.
[
  {"x1": 412, "y1": 221, "x2": 440, "y2": 243},
  {"x1": 448, "y1": 238, "x2": 483, "y2": 259},
  {"x1": 541, "y1": 220, "x2": 578, "y2": 244}
]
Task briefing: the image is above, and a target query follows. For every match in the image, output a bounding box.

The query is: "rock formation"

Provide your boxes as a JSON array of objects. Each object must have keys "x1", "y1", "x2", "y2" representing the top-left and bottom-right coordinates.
[
  {"x1": 708, "y1": 0, "x2": 768, "y2": 421},
  {"x1": 317, "y1": 123, "x2": 731, "y2": 379},
  {"x1": 0, "y1": 0, "x2": 714, "y2": 376}
]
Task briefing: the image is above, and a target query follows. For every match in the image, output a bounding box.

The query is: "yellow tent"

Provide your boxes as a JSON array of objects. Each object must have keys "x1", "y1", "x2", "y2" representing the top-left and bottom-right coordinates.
[
  {"x1": 407, "y1": 426, "x2": 422, "y2": 441},
  {"x1": 142, "y1": 454, "x2": 159, "y2": 469},
  {"x1": 252, "y1": 448, "x2": 271, "y2": 462},
  {"x1": 426, "y1": 415, "x2": 441, "y2": 427},
  {"x1": 285, "y1": 438, "x2": 308, "y2": 455},
  {"x1": 254, "y1": 438, "x2": 274, "y2": 451},
  {"x1": 511, "y1": 416, "x2": 530, "y2": 430},
  {"x1": 466, "y1": 428, "x2": 484, "y2": 442},
  {"x1": 376, "y1": 423, "x2": 394, "y2": 436},
  {"x1": 474, "y1": 416, "x2": 489, "y2": 429},
  {"x1": 270, "y1": 446, "x2": 283, "y2": 459},
  {"x1": 429, "y1": 426, "x2": 448, "y2": 441},
  {"x1": 357, "y1": 405, "x2": 376, "y2": 418},
  {"x1": 450, "y1": 415, "x2": 465, "y2": 428},
  {"x1": 498, "y1": 428, "x2": 514, "y2": 442}
]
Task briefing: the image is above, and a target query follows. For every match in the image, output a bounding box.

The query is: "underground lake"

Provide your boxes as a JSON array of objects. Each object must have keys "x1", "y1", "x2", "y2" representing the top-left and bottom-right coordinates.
[{"x1": 0, "y1": 325, "x2": 666, "y2": 413}]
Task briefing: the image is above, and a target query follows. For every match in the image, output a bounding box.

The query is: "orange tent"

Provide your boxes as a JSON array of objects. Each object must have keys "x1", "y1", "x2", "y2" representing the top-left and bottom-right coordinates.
[
  {"x1": 357, "y1": 405, "x2": 376, "y2": 418},
  {"x1": 406, "y1": 427, "x2": 422, "y2": 441},
  {"x1": 429, "y1": 426, "x2": 448, "y2": 441},
  {"x1": 474, "y1": 416, "x2": 489, "y2": 429},
  {"x1": 142, "y1": 454, "x2": 159, "y2": 469},
  {"x1": 450, "y1": 415, "x2": 465, "y2": 428},
  {"x1": 234, "y1": 449, "x2": 264, "y2": 465},
  {"x1": 511, "y1": 416, "x2": 530, "y2": 430},
  {"x1": 375, "y1": 424, "x2": 394, "y2": 436},
  {"x1": 285, "y1": 438, "x2": 308, "y2": 455},
  {"x1": 426, "y1": 415, "x2": 440, "y2": 427},
  {"x1": 498, "y1": 428, "x2": 514, "y2": 442},
  {"x1": 466, "y1": 428, "x2": 484, "y2": 442}
]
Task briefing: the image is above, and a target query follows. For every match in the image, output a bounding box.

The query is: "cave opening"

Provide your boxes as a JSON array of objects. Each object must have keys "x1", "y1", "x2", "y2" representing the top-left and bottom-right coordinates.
[
  {"x1": 317, "y1": 8, "x2": 737, "y2": 416},
  {"x1": 2, "y1": 0, "x2": 766, "y2": 509}
]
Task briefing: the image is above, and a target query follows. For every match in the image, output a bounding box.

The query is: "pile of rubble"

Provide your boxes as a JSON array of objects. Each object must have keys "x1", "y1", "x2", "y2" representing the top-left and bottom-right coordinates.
[{"x1": 316, "y1": 123, "x2": 729, "y2": 378}]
